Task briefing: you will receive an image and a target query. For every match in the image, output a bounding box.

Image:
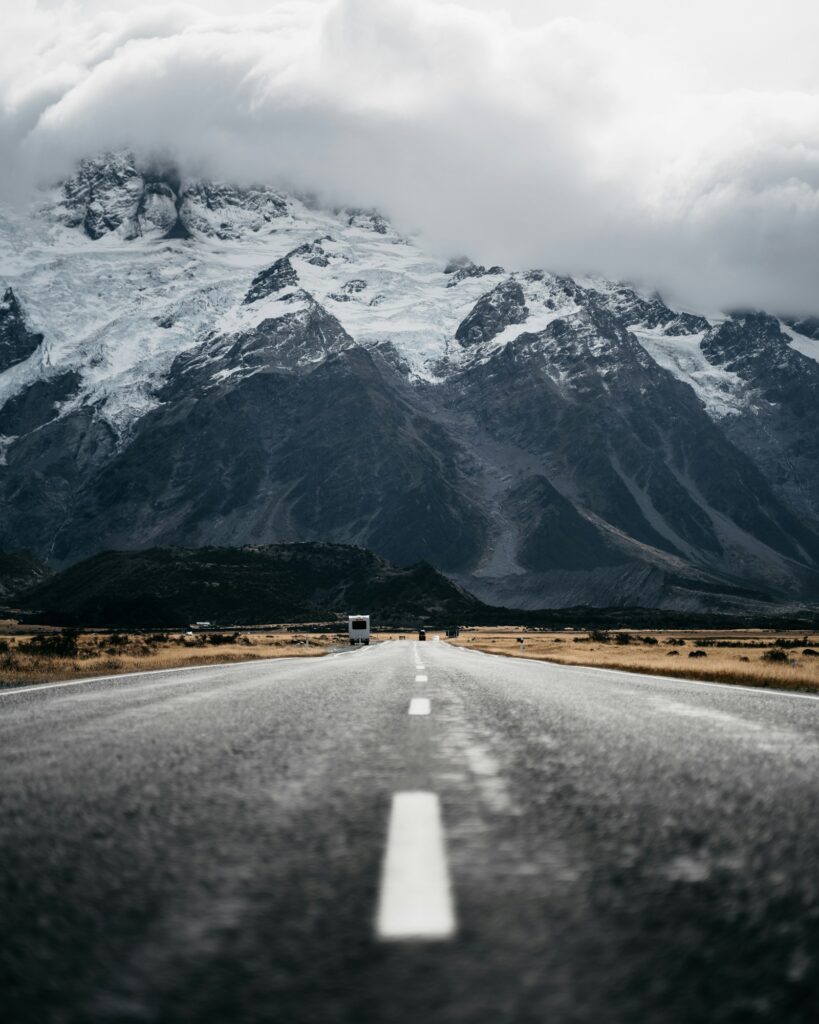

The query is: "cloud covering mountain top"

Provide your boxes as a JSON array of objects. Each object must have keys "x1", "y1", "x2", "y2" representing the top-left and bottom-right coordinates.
[{"x1": 4, "y1": 0, "x2": 819, "y2": 314}]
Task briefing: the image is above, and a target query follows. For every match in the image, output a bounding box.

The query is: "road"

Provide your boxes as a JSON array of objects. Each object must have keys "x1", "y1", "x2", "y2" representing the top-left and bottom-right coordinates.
[{"x1": 1, "y1": 640, "x2": 818, "y2": 1023}]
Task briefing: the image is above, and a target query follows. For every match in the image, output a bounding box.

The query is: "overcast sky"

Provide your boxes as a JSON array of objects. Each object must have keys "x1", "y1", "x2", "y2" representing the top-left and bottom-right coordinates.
[{"x1": 4, "y1": 0, "x2": 819, "y2": 314}]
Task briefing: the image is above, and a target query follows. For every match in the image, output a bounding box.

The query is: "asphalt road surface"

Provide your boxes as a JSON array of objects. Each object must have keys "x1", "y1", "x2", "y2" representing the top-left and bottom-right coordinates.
[{"x1": 2, "y1": 641, "x2": 818, "y2": 1023}]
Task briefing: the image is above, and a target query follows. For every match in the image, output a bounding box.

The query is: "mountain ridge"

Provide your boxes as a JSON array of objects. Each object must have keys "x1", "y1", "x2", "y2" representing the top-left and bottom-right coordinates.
[{"x1": 1, "y1": 152, "x2": 818, "y2": 612}]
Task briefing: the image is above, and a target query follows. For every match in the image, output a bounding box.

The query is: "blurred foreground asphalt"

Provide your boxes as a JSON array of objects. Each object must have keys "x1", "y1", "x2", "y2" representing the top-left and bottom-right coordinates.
[{"x1": 1, "y1": 641, "x2": 818, "y2": 1023}]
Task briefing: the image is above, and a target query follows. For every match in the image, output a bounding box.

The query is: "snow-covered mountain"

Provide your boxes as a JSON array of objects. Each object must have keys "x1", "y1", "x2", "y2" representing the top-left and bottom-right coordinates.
[{"x1": 1, "y1": 152, "x2": 818, "y2": 613}]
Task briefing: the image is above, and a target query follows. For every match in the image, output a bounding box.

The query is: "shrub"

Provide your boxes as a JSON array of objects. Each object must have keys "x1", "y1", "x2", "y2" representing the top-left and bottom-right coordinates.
[
  {"x1": 762, "y1": 649, "x2": 789, "y2": 664},
  {"x1": 0, "y1": 639, "x2": 8, "y2": 654},
  {"x1": 616, "y1": 633, "x2": 631, "y2": 645},
  {"x1": 803, "y1": 649, "x2": 819, "y2": 658},
  {"x1": 666, "y1": 650, "x2": 680, "y2": 657},
  {"x1": 589, "y1": 630, "x2": 610, "y2": 643},
  {"x1": 22, "y1": 628, "x2": 80, "y2": 658},
  {"x1": 641, "y1": 636, "x2": 659, "y2": 645},
  {"x1": 689, "y1": 650, "x2": 707, "y2": 658}
]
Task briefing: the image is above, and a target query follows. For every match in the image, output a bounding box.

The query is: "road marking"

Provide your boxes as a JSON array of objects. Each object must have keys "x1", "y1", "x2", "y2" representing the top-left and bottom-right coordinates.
[
  {"x1": 0, "y1": 657, "x2": 302, "y2": 699},
  {"x1": 409, "y1": 697, "x2": 431, "y2": 715},
  {"x1": 415, "y1": 674, "x2": 428, "y2": 683},
  {"x1": 376, "y1": 792, "x2": 456, "y2": 941}
]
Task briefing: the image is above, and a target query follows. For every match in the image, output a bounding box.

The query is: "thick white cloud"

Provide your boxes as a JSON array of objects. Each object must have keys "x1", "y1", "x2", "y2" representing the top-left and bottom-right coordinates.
[{"x1": 3, "y1": 0, "x2": 819, "y2": 314}]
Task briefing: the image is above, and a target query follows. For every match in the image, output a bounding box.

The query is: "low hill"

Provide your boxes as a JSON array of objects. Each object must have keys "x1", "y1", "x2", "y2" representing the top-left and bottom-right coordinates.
[
  {"x1": 15, "y1": 542, "x2": 484, "y2": 627},
  {"x1": 0, "y1": 551, "x2": 51, "y2": 600}
]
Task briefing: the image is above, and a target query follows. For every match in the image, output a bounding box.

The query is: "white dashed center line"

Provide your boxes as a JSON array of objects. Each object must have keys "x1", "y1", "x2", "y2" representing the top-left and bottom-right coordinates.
[
  {"x1": 415, "y1": 674, "x2": 428, "y2": 683},
  {"x1": 376, "y1": 792, "x2": 456, "y2": 941},
  {"x1": 408, "y1": 697, "x2": 431, "y2": 716}
]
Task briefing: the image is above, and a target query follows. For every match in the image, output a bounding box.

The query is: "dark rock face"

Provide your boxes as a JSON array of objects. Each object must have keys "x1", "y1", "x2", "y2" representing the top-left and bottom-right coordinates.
[
  {"x1": 590, "y1": 285, "x2": 710, "y2": 335},
  {"x1": 0, "y1": 403, "x2": 117, "y2": 561},
  {"x1": 0, "y1": 372, "x2": 81, "y2": 435},
  {"x1": 62, "y1": 153, "x2": 144, "y2": 238},
  {"x1": 289, "y1": 240, "x2": 332, "y2": 267},
  {"x1": 61, "y1": 154, "x2": 288, "y2": 240},
  {"x1": 171, "y1": 297, "x2": 353, "y2": 384},
  {"x1": 785, "y1": 315, "x2": 819, "y2": 340},
  {"x1": 441, "y1": 300, "x2": 819, "y2": 603},
  {"x1": 0, "y1": 289, "x2": 43, "y2": 372},
  {"x1": 179, "y1": 182, "x2": 287, "y2": 238},
  {"x1": 244, "y1": 257, "x2": 299, "y2": 303},
  {"x1": 507, "y1": 475, "x2": 623, "y2": 571},
  {"x1": 245, "y1": 240, "x2": 341, "y2": 303},
  {"x1": 701, "y1": 313, "x2": 819, "y2": 523},
  {"x1": 455, "y1": 279, "x2": 528, "y2": 346},
  {"x1": 346, "y1": 209, "x2": 389, "y2": 234},
  {"x1": 22, "y1": 310, "x2": 488, "y2": 571},
  {"x1": 444, "y1": 258, "x2": 504, "y2": 287}
]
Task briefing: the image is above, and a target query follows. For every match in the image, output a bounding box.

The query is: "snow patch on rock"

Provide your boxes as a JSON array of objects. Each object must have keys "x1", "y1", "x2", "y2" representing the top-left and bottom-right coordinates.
[{"x1": 632, "y1": 327, "x2": 746, "y2": 418}]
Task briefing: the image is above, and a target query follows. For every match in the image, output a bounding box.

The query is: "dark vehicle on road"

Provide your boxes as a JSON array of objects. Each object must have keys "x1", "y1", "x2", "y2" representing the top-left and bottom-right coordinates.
[{"x1": 418, "y1": 628, "x2": 426, "y2": 641}]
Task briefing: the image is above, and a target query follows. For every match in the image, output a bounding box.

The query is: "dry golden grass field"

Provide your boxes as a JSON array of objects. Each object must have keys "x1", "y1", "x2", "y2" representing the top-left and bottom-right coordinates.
[
  {"x1": 450, "y1": 626, "x2": 819, "y2": 694},
  {"x1": 4, "y1": 625, "x2": 819, "y2": 693},
  {"x1": 0, "y1": 629, "x2": 339, "y2": 688}
]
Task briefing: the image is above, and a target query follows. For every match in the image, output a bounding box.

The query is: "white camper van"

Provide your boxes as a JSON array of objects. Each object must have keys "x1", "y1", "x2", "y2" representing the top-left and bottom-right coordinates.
[{"x1": 348, "y1": 614, "x2": 371, "y2": 646}]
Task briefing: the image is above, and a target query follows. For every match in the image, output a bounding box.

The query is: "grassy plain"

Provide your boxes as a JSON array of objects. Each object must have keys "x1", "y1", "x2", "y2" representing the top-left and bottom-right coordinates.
[
  {"x1": 0, "y1": 629, "x2": 338, "y2": 688},
  {"x1": 450, "y1": 626, "x2": 819, "y2": 694}
]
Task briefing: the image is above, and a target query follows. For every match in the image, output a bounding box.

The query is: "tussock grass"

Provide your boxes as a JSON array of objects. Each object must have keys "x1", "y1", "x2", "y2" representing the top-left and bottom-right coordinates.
[
  {"x1": 451, "y1": 628, "x2": 819, "y2": 694},
  {"x1": 0, "y1": 630, "x2": 336, "y2": 688}
]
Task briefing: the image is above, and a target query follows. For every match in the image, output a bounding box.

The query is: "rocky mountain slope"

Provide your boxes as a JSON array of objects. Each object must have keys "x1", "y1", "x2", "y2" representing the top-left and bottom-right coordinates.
[
  {"x1": 1, "y1": 152, "x2": 818, "y2": 612},
  {"x1": 0, "y1": 552, "x2": 50, "y2": 600}
]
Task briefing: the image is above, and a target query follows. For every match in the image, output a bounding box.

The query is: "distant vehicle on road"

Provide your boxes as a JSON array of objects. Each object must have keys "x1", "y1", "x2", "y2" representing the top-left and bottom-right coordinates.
[
  {"x1": 418, "y1": 628, "x2": 426, "y2": 641},
  {"x1": 348, "y1": 614, "x2": 370, "y2": 646}
]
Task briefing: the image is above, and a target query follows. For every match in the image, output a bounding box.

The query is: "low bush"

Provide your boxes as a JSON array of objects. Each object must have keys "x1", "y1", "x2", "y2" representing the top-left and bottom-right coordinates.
[
  {"x1": 21, "y1": 629, "x2": 80, "y2": 658},
  {"x1": 689, "y1": 650, "x2": 707, "y2": 658},
  {"x1": 762, "y1": 649, "x2": 789, "y2": 664},
  {"x1": 803, "y1": 649, "x2": 819, "y2": 658}
]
